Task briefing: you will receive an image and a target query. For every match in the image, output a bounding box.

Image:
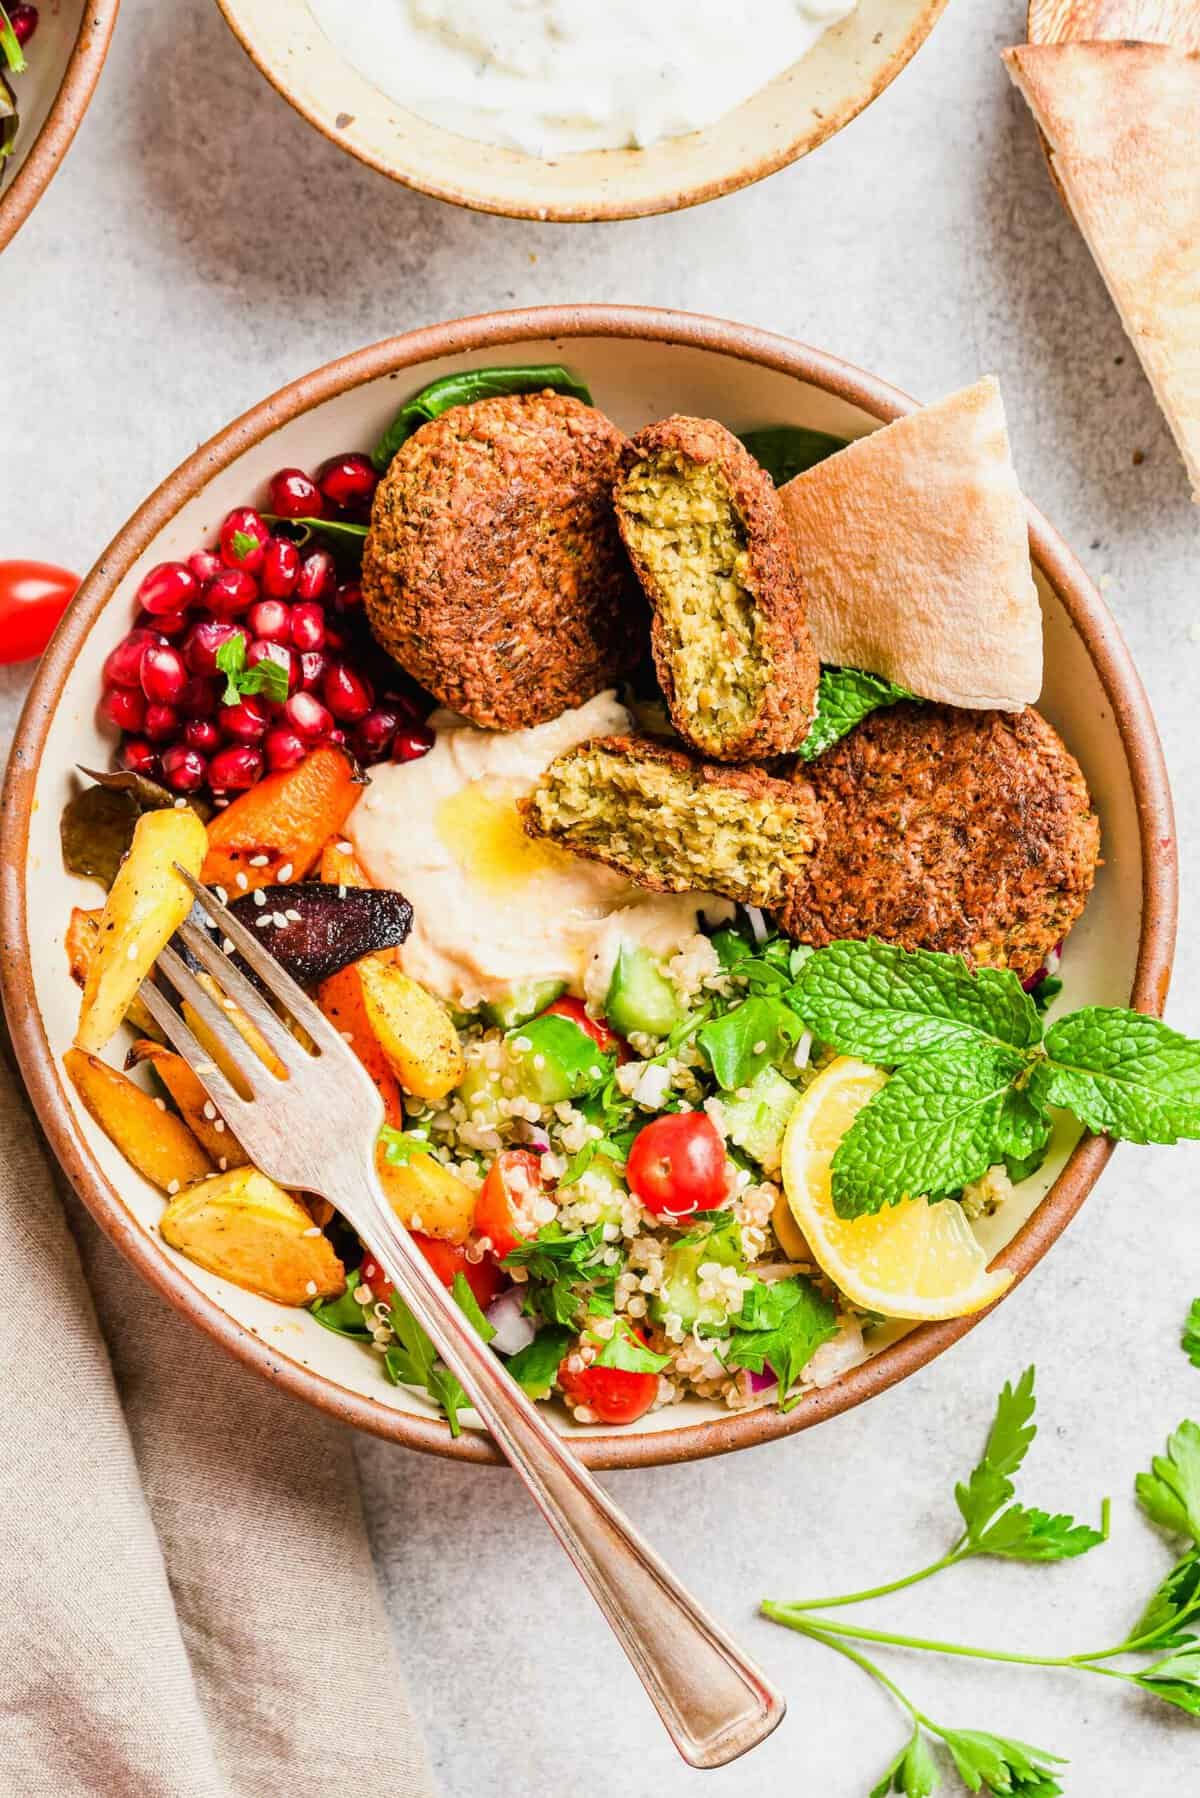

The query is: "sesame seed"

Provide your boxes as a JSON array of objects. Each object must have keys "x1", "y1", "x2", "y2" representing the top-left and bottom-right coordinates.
[
  {"x1": 166, "y1": 1179, "x2": 181, "y2": 1194},
  {"x1": 173, "y1": 797, "x2": 188, "y2": 810},
  {"x1": 752, "y1": 1040, "x2": 767, "y2": 1056},
  {"x1": 337, "y1": 884, "x2": 347, "y2": 900},
  {"x1": 214, "y1": 886, "x2": 228, "y2": 905},
  {"x1": 203, "y1": 1101, "x2": 217, "y2": 1120},
  {"x1": 285, "y1": 908, "x2": 302, "y2": 923},
  {"x1": 153, "y1": 1097, "x2": 166, "y2": 1112},
  {"x1": 277, "y1": 862, "x2": 294, "y2": 883},
  {"x1": 248, "y1": 854, "x2": 270, "y2": 868},
  {"x1": 305, "y1": 1280, "x2": 318, "y2": 1297},
  {"x1": 302, "y1": 1225, "x2": 322, "y2": 1238},
  {"x1": 214, "y1": 1120, "x2": 226, "y2": 1134},
  {"x1": 253, "y1": 890, "x2": 267, "y2": 907},
  {"x1": 255, "y1": 916, "x2": 272, "y2": 929},
  {"x1": 235, "y1": 872, "x2": 249, "y2": 890},
  {"x1": 218, "y1": 1157, "x2": 228, "y2": 1171},
  {"x1": 222, "y1": 937, "x2": 235, "y2": 955},
  {"x1": 340, "y1": 1031, "x2": 354, "y2": 1044},
  {"x1": 273, "y1": 912, "x2": 288, "y2": 929},
  {"x1": 337, "y1": 841, "x2": 353, "y2": 855},
  {"x1": 126, "y1": 941, "x2": 139, "y2": 961},
  {"x1": 195, "y1": 1062, "x2": 218, "y2": 1075}
]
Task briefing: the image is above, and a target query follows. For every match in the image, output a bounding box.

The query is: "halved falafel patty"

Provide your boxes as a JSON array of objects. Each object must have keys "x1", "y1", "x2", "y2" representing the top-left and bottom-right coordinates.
[
  {"x1": 362, "y1": 392, "x2": 641, "y2": 731},
  {"x1": 777, "y1": 703, "x2": 1100, "y2": 980},
  {"x1": 613, "y1": 416, "x2": 819, "y2": 762},
  {"x1": 522, "y1": 734, "x2": 824, "y2": 909}
]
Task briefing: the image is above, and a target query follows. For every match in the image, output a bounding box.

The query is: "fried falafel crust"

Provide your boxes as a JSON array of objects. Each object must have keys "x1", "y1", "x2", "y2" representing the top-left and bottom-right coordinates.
[
  {"x1": 362, "y1": 391, "x2": 641, "y2": 731},
  {"x1": 777, "y1": 703, "x2": 1100, "y2": 981},
  {"x1": 614, "y1": 415, "x2": 819, "y2": 762},
  {"x1": 522, "y1": 733, "x2": 824, "y2": 908}
]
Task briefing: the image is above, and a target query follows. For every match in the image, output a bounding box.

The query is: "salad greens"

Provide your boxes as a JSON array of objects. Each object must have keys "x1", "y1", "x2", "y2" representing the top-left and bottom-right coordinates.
[
  {"x1": 723, "y1": 1275, "x2": 838, "y2": 1412},
  {"x1": 372, "y1": 364, "x2": 594, "y2": 472},
  {"x1": 764, "y1": 1370, "x2": 1200, "y2": 1794},
  {"x1": 799, "y1": 668, "x2": 914, "y2": 763},
  {"x1": 738, "y1": 424, "x2": 848, "y2": 485},
  {"x1": 505, "y1": 1324, "x2": 573, "y2": 1400},
  {"x1": 1184, "y1": 1299, "x2": 1200, "y2": 1369}
]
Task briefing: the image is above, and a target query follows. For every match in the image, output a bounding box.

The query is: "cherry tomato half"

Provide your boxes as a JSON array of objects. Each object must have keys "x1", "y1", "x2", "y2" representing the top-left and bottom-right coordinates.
[
  {"x1": 541, "y1": 995, "x2": 621, "y2": 1056},
  {"x1": 625, "y1": 1112, "x2": 729, "y2": 1220},
  {"x1": 361, "y1": 1238, "x2": 502, "y2": 1312},
  {"x1": 0, "y1": 561, "x2": 78, "y2": 665},
  {"x1": 473, "y1": 1148, "x2": 544, "y2": 1260},
  {"x1": 559, "y1": 1333, "x2": 659, "y2": 1425}
]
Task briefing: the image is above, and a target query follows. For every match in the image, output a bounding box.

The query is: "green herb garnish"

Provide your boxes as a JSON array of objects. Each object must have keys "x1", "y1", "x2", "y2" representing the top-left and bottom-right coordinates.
[
  {"x1": 737, "y1": 424, "x2": 848, "y2": 485},
  {"x1": 503, "y1": 1222, "x2": 618, "y2": 1328},
  {"x1": 504, "y1": 1324, "x2": 572, "y2": 1400},
  {"x1": 213, "y1": 630, "x2": 290, "y2": 707},
  {"x1": 379, "y1": 1125, "x2": 433, "y2": 1166},
  {"x1": 592, "y1": 1317, "x2": 670, "y2": 1375},
  {"x1": 382, "y1": 1275, "x2": 493, "y2": 1438},
  {"x1": 798, "y1": 668, "x2": 914, "y2": 762},
  {"x1": 372, "y1": 364, "x2": 593, "y2": 472},
  {"x1": 309, "y1": 1272, "x2": 373, "y2": 1339},
  {"x1": 263, "y1": 512, "x2": 369, "y2": 546},
  {"x1": 724, "y1": 1275, "x2": 838, "y2": 1412},
  {"x1": 1184, "y1": 1299, "x2": 1200, "y2": 1369}
]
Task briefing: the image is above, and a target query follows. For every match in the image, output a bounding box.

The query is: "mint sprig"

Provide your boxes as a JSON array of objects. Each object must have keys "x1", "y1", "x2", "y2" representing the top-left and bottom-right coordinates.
[
  {"x1": 214, "y1": 630, "x2": 290, "y2": 707},
  {"x1": 798, "y1": 668, "x2": 914, "y2": 763},
  {"x1": 789, "y1": 939, "x2": 1200, "y2": 1216}
]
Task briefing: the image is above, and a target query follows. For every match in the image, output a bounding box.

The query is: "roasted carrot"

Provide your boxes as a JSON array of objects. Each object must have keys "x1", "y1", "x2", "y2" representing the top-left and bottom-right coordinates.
[{"x1": 201, "y1": 747, "x2": 360, "y2": 895}]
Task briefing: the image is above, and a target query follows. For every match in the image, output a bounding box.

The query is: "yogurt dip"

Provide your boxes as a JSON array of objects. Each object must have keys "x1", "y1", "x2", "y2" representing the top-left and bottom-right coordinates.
[
  {"x1": 308, "y1": 0, "x2": 859, "y2": 158},
  {"x1": 347, "y1": 692, "x2": 732, "y2": 1011}
]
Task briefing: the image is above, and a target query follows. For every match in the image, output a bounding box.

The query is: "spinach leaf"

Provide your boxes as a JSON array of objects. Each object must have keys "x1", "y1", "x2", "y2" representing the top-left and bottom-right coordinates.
[
  {"x1": 372, "y1": 364, "x2": 594, "y2": 472},
  {"x1": 505, "y1": 1325, "x2": 572, "y2": 1400},
  {"x1": 697, "y1": 994, "x2": 804, "y2": 1091},
  {"x1": 738, "y1": 425, "x2": 848, "y2": 485},
  {"x1": 310, "y1": 1275, "x2": 373, "y2": 1339}
]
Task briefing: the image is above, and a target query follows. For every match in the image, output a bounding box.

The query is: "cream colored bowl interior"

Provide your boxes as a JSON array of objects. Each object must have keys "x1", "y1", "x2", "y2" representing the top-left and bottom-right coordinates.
[
  {"x1": 21, "y1": 329, "x2": 1145, "y2": 1452},
  {"x1": 216, "y1": 0, "x2": 948, "y2": 219}
]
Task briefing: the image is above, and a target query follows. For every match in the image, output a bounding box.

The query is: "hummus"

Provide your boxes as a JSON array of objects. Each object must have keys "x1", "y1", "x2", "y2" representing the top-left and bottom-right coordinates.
[{"x1": 347, "y1": 692, "x2": 733, "y2": 1010}]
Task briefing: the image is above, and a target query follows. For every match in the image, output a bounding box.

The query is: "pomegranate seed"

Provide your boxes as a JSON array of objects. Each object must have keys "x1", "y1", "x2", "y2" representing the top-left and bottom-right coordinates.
[
  {"x1": 392, "y1": 725, "x2": 435, "y2": 763},
  {"x1": 144, "y1": 703, "x2": 182, "y2": 744},
  {"x1": 103, "y1": 628, "x2": 161, "y2": 689},
  {"x1": 188, "y1": 549, "x2": 223, "y2": 585},
  {"x1": 284, "y1": 691, "x2": 333, "y2": 740},
  {"x1": 161, "y1": 745, "x2": 208, "y2": 793},
  {"x1": 333, "y1": 579, "x2": 363, "y2": 613},
  {"x1": 219, "y1": 696, "x2": 271, "y2": 743},
  {"x1": 261, "y1": 536, "x2": 300, "y2": 600},
  {"x1": 101, "y1": 687, "x2": 146, "y2": 733},
  {"x1": 246, "y1": 598, "x2": 291, "y2": 644},
  {"x1": 205, "y1": 567, "x2": 258, "y2": 616},
  {"x1": 324, "y1": 623, "x2": 347, "y2": 653},
  {"x1": 9, "y1": 6, "x2": 38, "y2": 48},
  {"x1": 184, "y1": 718, "x2": 221, "y2": 754},
  {"x1": 219, "y1": 507, "x2": 271, "y2": 574},
  {"x1": 183, "y1": 619, "x2": 240, "y2": 675},
  {"x1": 140, "y1": 607, "x2": 191, "y2": 638},
  {"x1": 383, "y1": 689, "x2": 425, "y2": 730},
  {"x1": 140, "y1": 643, "x2": 188, "y2": 706},
  {"x1": 289, "y1": 600, "x2": 326, "y2": 652},
  {"x1": 137, "y1": 561, "x2": 199, "y2": 617},
  {"x1": 264, "y1": 727, "x2": 308, "y2": 772},
  {"x1": 328, "y1": 728, "x2": 347, "y2": 748},
  {"x1": 352, "y1": 705, "x2": 400, "y2": 762},
  {"x1": 267, "y1": 468, "x2": 323, "y2": 520},
  {"x1": 318, "y1": 453, "x2": 378, "y2": 511},
  {"x1": 298, "y1": 649, "x2": 328, "y2": 691},
  {"x1": 209, "y1": 746, "x2": 263, "y2": 792},
  {"x1": 121, "y1": 738, "x2": 158, "y2": 777},
  {"x1": 247, "y1": 638, "x2": 297, "y2": 692},
  {"x1": 296, "y1": 547, "x2": 336, "y2": 604},
  {"x1": 323, "y1": 660, "x2": 373, "y2": 723},
  {"x1": 178, "y1": 674, "x2": 218, "y2": 717}
]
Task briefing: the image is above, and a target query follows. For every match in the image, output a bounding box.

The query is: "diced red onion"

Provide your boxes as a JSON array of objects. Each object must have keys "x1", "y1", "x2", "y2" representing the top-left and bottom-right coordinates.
[
  {"x1": 486, "y1": 1289, "x2": 537, "y2": 1356},
  {"x1": 1022, "y1": 966, "x2": 1048, "y2": 993},
  {"x1": 519, "y1": 1124, "x2": 551, "y2": 1153},
  {"x1": 746, "y1": 1365, "x2": 777, "y2": 1393}
]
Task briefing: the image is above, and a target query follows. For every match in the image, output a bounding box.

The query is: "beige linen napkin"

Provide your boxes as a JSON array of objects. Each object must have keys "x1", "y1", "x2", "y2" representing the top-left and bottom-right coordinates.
[{"x1": 0, "y1": 1030, "x2": 435, "y2": 1798}]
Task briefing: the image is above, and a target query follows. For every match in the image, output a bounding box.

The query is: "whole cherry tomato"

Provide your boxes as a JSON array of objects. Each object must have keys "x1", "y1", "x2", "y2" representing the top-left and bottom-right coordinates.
[
  {"x1": 625, "y1": 1112, "x2": 728, "y2": 1220},
  {"x1": 473, "y1": 1148, "x2": 545, "y2": 1259},
  {"x1": 0, "y1": 561, "x2": 78, "y2": 664},
  {"x1": 558, "y1": 1331, "x2": 660, "y2": 1425},
  {"x1": 541, "y1": 995, "x2": 621, "y2": 1056},
  {"x1": 361, "y1": 1238, "x2": 502, "y2": 1312}
]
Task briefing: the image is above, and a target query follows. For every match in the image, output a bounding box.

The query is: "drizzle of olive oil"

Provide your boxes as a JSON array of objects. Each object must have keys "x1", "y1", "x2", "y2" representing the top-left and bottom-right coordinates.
[{"x1": 435, "y1": 779, "x2": 577, "y2": 895}]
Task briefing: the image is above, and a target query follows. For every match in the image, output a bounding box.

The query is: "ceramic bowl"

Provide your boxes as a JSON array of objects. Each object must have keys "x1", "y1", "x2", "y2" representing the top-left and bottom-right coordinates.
[
  {"x1": 214, "y1": 0, "x2": 949, "y2": 221},
  {"x1": 0, "y1": 306, "x2": 1176, "y2": 1467},
  {"x1": 0, "y1": 0, "x2": 120, "y2": 254}
]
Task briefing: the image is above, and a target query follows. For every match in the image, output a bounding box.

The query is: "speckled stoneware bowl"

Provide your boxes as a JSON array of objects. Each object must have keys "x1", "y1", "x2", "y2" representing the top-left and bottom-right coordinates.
[
  {"x1": 0, "y1": 0, "x2": 120, "y2": 254},
  {"x1": 0, "y1": 306, "x2": 1177, "y2": 1467},
  {"x1": 214, "y1": 0, "x2": 949, "y2": 221}
]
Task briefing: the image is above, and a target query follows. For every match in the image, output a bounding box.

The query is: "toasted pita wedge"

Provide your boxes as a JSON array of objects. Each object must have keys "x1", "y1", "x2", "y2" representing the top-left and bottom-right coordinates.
[
  {"x1": 778, "y1": 378, "x2": 1042, "y2": 711},
  {"x1": 1004, "y1": 41, "x2": 1200, "y2": 501}
]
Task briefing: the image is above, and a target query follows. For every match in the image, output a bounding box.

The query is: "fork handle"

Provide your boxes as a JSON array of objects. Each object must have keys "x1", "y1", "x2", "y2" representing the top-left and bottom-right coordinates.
[{"x1": 356, "y1": 1165, "x2": 785, "y2": 1770}]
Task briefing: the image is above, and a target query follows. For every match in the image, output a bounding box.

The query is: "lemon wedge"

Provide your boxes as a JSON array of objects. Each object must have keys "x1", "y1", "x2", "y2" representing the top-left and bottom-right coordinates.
[{"x1": 780, "y1": 1056, "x2": 1013, "y2": 1322}]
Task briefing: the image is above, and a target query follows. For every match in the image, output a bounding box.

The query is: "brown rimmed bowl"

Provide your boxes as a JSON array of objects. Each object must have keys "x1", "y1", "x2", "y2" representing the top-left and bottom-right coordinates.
[
  {"x1": 213, "y1": 0, "x2": 949, "y2": 222},
  {"x1": 0, "y1": 0, "x2": 120, "y2": 255},
  {"x1": 0, "y1": 305, "x2": 1177, "y2": 1467}
]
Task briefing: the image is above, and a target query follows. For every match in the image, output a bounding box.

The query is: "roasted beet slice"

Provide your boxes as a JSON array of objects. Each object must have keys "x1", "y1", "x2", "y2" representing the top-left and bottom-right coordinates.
[{"x1": 227, "y1": 884, "x2": 412, "y2": 987}]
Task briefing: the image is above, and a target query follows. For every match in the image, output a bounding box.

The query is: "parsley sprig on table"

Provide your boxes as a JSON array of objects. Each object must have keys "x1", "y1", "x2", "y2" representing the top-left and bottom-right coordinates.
[
  {"x1": 1183, "y1": 1298, "x2": 1200, "y2": 1370},
  {"x1": 763, "y1": 1372, "x2": 1200, "y2": 1794},
  {"x1": 789, "y1": 939, "x2": 1200, "y2": 1217}
]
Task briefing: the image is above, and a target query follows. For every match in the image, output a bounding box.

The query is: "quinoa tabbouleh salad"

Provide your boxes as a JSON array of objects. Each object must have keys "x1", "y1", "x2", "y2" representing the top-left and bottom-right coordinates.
[{"x1": 58, "y1": 362, "x2": 1200, "y2": 1436}]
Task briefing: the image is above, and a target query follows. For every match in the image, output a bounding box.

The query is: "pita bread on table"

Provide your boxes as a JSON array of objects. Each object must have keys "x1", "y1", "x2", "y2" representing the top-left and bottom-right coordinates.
[
  {"x1": 1004, "y1": 40, "x2": 1200, "y2": 502},
  {"x1": 778, "y1": 377, "x2": 1043, "y2": 712}
]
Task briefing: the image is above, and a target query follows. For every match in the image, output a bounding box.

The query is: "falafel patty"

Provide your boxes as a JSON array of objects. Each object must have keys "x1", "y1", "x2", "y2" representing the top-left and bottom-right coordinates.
[
  {"x1": 777, "y1": 703, "x2": 1100, "y2": 980},
  {"x1": 522, "y1": 734, "x2": 824, "y2": 909},
  {"x1": 613, "y1": 416, "x2": 819, "y2": 761},
  {"x1": 362, "y1": 392, "x2": 641, "y2": 731}
]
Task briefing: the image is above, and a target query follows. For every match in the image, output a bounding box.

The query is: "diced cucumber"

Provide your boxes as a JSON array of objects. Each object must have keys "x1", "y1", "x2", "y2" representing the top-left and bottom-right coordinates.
[
  {"x1": 604, "y1": 944, "x2": 681, "y2": 1040},
  {"x1": 455, "y1": 1059, "x2": 506, "y2": 1128},
  {"x1": 721, "y1": 1066, "x2": 801, "y2": 1173},
  {"x1": 482, "y1": 979, "x2": 566, "y2": 1031},
  {"x1": 506, "y1": 1013, "x2": 614, "y2": 1106},
  {"x1": 650, "y1": 1222, "x2": 745, "y2": 1331}
]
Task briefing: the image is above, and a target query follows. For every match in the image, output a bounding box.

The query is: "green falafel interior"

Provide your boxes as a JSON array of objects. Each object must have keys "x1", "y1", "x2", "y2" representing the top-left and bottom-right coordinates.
[{"x1": 522, "y1": 735, "x2": 822, "y2": 909}]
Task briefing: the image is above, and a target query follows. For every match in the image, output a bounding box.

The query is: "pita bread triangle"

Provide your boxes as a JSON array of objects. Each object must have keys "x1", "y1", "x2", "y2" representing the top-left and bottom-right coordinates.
[
  {"x1": 1004, "y1": 39, "x2": 1200, "y2": 501},
  {"x1": 778, "y1": 377, "x2": 1043, "y2": 712}
]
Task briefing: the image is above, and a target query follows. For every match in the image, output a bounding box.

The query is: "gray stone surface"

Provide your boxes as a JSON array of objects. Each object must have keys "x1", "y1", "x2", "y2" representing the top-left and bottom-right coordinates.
[{"x1": 3, "y1": 1, "x2": 1199, "y2": 1793}]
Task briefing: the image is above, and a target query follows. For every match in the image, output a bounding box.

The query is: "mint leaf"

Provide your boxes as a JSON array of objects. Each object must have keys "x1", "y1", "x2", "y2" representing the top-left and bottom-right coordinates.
[
  {"x1": 504, "y1": 1324, "x2": 571, "y2": 1399},
  {"x1": 1132, "y1": 1548, "x2": 1200, "y2": 1650},
  {"x1": 372, "y1": 364, "x2": 593, "y2": 472},
  {"x1": 956, "y1": 1366, "x2": 1037, "y2": 1540},
  {"x1": 1185, "y1": 1299, "x2": 1200, "y2": 1369},
  {"x1": 1136, "y1": 1420, "x2": 1200, "y2": 1542},
  {"x1": 697, "y1": 993, "x2": 804, "y2": 1091},
  {"x1": 724, "y1": 1274, "x2": 838, "y2": 1412},
  {"x1": 737, "y1": 424, "x2": 848, "y2": 485},
  {"x1": 830, "y1": 1044, "x2": 1026, "y2": 1217},
  {"x1": 793, "y1": 940, "x2": 1043, "y2": 1063},
  {"x1": 797, "y1": 667, "x2": 913, "y2": 762},
  {"x1": 309, "y1": 1271, "x2": 372, "y2": 1339},
  {"x1": 593, "y1": 1318, "x2": 670, "y2": 1375},
  {"x1": 230, "y1": 528, "x2": 259, "y2": 563},
  {"x1": 938, "y1": 1727, "x2": 1065, "y2": 1797},
  {"x1": 236, "y1": 655, "x2": 291, "y2": 705},
  {"x1": 214, "y1": 630, "x2": 249, "y2": 705},
  {"x1": 972, "y1": 1504, "x2": 1105, "y2": 1563},
  {"x1": 871, "y1": 1726, "x2": 940, "y2": 1797},
  {"x1": 1041, "y1": 1008, "x2": 1200, "y2": 1144}
]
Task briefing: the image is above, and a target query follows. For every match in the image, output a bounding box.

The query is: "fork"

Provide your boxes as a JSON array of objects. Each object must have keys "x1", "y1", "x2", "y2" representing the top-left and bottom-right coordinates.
[{"x1": 136, "y1": 870, "x2": 786, "y2": 1770}]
